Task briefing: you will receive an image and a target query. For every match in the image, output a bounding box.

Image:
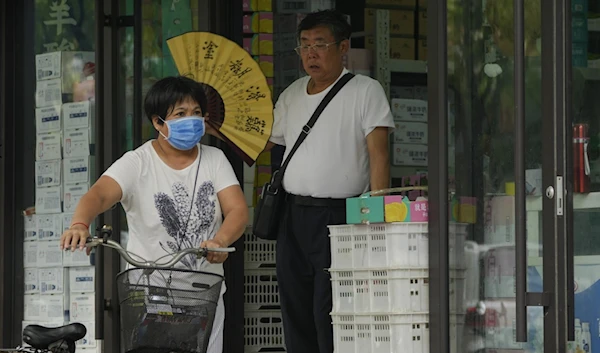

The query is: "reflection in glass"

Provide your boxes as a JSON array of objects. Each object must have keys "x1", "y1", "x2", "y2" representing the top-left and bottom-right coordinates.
[
  {"x1": 447, "y1": 0, "x2": 544, "y2": 352},
  {"x1": 571, "y1": 2, "x2": 600, "y2": 353}
]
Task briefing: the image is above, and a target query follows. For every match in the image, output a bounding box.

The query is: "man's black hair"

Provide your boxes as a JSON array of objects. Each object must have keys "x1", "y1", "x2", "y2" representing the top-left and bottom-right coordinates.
[
  {"x1": 297, "y1": 9, "x2": 352, "y2": 43},
  {"x1": 144, "y1": 76, "x2": 208, "y2": 124}
]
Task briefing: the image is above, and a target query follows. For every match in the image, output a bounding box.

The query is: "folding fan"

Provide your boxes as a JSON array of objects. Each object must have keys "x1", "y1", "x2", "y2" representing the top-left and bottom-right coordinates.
[{"x1": 166, "y1": 32, "x2": 274, "y2": 166}]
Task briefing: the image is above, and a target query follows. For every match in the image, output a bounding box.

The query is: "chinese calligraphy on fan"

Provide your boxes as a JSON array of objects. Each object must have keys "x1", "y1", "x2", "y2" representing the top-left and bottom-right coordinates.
[
  {"x1": 229, "y1": 59, "x2": 252, "y2": 78},
  {"x1": 235, "y1": 116, "x2": 266, "y2": 135}
]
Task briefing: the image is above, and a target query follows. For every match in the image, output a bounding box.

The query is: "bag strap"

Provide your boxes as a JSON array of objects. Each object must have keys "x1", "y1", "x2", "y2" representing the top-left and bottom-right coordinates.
[{"x1": 271, "y1": 72, "x2": 355, "y2": 188}]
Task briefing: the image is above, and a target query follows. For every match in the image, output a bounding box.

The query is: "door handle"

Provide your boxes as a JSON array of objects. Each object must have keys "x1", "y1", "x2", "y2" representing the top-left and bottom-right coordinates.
[{"x1": 514, "y1": 0, "x2": 527, "y2": 342}]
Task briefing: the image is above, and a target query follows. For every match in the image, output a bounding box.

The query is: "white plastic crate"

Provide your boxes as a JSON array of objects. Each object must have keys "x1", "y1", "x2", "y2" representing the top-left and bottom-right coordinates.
[
  {"x1": 244, "y1": 268, "x2": 280, "y2": 310},
  {"x1": 244, "y1": 310, "x2": 286, "y2": 352},
  {"x1": 333, "y1": 313, "x2": 464, "y2": 353},
  {"x1": 331, "y1": 268, "x2": 428, "y2": 313},
  {"x1": 244, "y1": 232, "x2": 277, "y2": 269},
  {"x1": 331, "y1": 268, "x2": 466, "y2": 314},
  {"x1": 332, "y1": 313, "x2": 428, "y2": 353},
  {"x1": 329, "y1": 223, "x2": 468, "y2": 270}
]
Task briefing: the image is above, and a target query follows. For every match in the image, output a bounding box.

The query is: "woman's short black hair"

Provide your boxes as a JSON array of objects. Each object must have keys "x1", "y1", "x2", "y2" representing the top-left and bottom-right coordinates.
[
  {"x1": 144, "y1": 76, "x2": 208, "y2": 125},
  {"x1": 297, "y1": 9, "x2": 352, "y2": 43}
]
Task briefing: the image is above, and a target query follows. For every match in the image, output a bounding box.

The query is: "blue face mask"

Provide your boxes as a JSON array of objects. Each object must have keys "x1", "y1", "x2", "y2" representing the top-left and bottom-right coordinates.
[{"x1": 159, "y1": 116, "x2": 205, "y2": 150}]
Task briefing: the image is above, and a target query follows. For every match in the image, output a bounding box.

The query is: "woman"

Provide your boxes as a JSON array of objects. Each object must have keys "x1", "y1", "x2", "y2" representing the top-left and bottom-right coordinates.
[{"x1": 60, "y1": 76, "x2": 248, "y2": 352}]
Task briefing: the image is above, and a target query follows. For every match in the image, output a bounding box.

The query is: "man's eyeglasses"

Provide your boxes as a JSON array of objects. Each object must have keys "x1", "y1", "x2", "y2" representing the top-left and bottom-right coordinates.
[{"x1": 294, "y1": 41, "x2": 340, "y2": 55}]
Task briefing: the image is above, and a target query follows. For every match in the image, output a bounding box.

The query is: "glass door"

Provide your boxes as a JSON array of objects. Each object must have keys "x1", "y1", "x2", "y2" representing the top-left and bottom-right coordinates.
[
  {"x1": 568, "y1": 1, "x2": 600, "y2": 353},
  {"x1": 428, "y1": 0, "x2": 571, "y2": 352}
]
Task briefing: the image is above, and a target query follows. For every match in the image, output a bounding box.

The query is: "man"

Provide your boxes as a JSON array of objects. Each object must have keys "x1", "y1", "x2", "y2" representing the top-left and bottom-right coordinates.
[
  {"x1": 266, "y1": 10, "x2": 394, "y2": 353},
  {"x1": 207, "y1": 9, "x2": 393, "y2": 353}
]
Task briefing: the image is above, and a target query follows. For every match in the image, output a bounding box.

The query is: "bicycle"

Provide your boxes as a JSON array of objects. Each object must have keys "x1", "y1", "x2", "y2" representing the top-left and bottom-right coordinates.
[{"x1": 9, "y1": 225, "x2": 235, "y2": 353}]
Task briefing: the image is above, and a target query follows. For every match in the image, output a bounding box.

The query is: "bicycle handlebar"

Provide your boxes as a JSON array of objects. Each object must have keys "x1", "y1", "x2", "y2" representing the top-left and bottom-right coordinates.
[{"x1": 85, "y1": 225, "x2": 235, "y2": 269}]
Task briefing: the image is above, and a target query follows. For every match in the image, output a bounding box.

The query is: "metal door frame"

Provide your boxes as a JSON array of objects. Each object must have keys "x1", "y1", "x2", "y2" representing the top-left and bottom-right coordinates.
[{"x1": 427, "y1": 0, "x2": 572, "y2": 352}]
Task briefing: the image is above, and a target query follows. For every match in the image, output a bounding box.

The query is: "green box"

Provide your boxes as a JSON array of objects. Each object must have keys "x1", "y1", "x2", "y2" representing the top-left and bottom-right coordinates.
[{"x1": 346, "y1": 196, "x2": 385, "y2": 224}]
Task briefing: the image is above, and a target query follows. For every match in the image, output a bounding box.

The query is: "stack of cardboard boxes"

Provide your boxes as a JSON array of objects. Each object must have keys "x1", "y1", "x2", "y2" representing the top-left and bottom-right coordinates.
[
  {"x1": 24, "y1": 50, "x2": 97, "y2": 352},
  {"x1": 364, "y1": 0, "x2": 427, "y2": 61}
]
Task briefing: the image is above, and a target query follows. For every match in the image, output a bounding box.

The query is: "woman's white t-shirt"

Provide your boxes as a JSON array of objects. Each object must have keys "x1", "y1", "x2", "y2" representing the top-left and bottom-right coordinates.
[{"x1": 102, "y1": 141, "x2": 239, "y2": 277}]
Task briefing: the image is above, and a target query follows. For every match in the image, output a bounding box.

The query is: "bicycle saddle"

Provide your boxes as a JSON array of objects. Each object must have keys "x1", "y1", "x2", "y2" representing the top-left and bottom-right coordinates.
[{"x1": 22, "y1": 323, "x2": 87, "y2": 349}]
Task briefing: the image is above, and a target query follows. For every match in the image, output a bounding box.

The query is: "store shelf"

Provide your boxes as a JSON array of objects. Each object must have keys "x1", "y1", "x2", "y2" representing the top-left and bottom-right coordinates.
[
  {"x1": 578, "y1": 67, "x2": 600, "y2": 81},
  {"x1": 528, "y1": 255, "x2": 600, "y2": 267},
  {"x1": 526, "y1": 192, "x2": 600, "y2": 212},
  {"x1": 588, "y1": 19, "x2": 600, "y2": 32},
  {"x1": 390, "y1": 59, "x2": 427, "y2": 74}
]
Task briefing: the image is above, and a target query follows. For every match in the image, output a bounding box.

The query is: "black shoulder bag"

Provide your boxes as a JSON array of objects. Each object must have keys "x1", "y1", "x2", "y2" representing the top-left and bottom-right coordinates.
[{"x1": 253, "y1": 72, "x2": 355, "y2": 240}]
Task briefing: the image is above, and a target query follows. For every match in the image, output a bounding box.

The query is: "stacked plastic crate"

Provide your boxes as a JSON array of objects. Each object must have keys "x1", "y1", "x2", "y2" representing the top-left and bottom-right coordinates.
[
  {"x1": 328, "y1": 222, "x2": 467, "y2": 353},
  {"x1": 243, "y1": 228, "x2": 286, "y2": 352}
]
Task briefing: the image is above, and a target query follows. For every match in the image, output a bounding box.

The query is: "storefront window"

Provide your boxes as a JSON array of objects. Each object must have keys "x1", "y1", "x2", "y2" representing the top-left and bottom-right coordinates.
[
  {"x1": 20, "y1": 0, "x2": 98, "y2": 348},
  {"x1": 446, "y1": 0, "x2": 547, "y2": 352}
]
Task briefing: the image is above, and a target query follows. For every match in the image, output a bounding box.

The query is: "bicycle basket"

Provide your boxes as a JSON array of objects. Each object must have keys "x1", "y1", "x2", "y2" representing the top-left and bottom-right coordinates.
[{"x1": 117, "y1": 268, "x2": 224, "y2": 353}]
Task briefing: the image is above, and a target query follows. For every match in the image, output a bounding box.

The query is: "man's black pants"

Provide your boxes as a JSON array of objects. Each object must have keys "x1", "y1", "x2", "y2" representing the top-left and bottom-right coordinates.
[{"x1": 276, "y1": 194, "x2": 346, "y2": 353}]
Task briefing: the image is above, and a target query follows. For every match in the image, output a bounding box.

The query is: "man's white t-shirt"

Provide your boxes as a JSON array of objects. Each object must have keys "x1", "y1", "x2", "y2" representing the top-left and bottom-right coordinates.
[
  {"x1": 270, "y1": 68, "x2": 395, "y2": 198},
  {"x1": 102, "y1": 141, "x2": 239, "y2": 277}
]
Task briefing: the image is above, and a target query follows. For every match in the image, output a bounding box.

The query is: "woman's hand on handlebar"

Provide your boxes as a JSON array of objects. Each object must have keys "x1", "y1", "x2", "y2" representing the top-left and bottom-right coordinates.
[
  {"x1": 200, "y1": 238, "x2": 229, "y2": 264},
  {"x1": 60, "y1": 224, "x2": 92, "y2": 255}
]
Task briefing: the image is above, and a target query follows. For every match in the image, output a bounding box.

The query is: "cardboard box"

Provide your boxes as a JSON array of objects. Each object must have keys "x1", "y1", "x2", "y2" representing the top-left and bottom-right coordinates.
[
  {"x1": 37, "y1": 213, "x2": 63, "y2": 242},
  {"x1": 36, "y1": 105, "x2": 61, "y2": 133},
  {"x1": 36, "y1": 79, "x2": 63, "y2": 108},
  {"x1": 259, "y1": 34, "x2": 274, "y2": 55},
  {"x1": 259, "y1": 56, "x2": 274, "y2": 77},
  {"x1": 70, "y1": 293, "x2": 95, "y2": 322},
  {"x1": 36, "y1": 159, "x2": 62, "y2": 188},
  {"x1": 39, "y1": 294, "x2": 66, "y2": 322},
  {"x1": 417, "y1": 39, "x2": 427, "y2": 60},
  {"x1": 76, "y1": 321, "x2": 96, "y2": 348},
  {"x1": 63, "y1": 128, "x2": 91, "y2": 158},
  {"x1": 243, "y1": 13, "x2": 259, "y2": 33},
  {"x1": 37, "y1": 241, "x2": 64, "y2": 268},
  {"x1": 25, "y1": 268, "x2": 39, "y2": 294},
  {"x1": 24, "y1": 294, "x2": 42, "y2": 321},
  {"x1": 391, "y1": 98, "x2": 427, "y2": 122},
  {"x1": 258, "y1": 0, "x2": 273, "y2": 11},
  {"x1": 39, "y1": 267, "x2": 67, "y2": 294},
  {"x1": 24, "y1": 242, "x2": 38, "y2": 268},
  {"x1": 36, "y1": 131, "x2": 62, "y2": 161},
  {"x1": 62, "y1": 101, "x2": 93, "y2": 130},
  {"x1": 384, "y1": 196, "x2": 428, "y2": 222},
  {"x1": 70, "y1": 266, "x2": 95, "y2": 293},
  {"x1": 35, "y1": 51, "x2": 95, "y2": 93},
  {"x1": 366, "y1": 0, "x2": 416, "y2": 7},
  {"x1": 392, "y1": 143, "x2": 428, "y2": 166},
  {"x1": 391, "y1": 38, "x2": 416, "y2": 60},
  {"x1": 365, "y1": 36, "x2": 416, "y2": 60},
  {"x1": 418, "y1": 10, "x2": 427, "y2": 36},
  {"x1": 242, "y1": 0, "x2": 257, "y2": 11},
  {"x1": 64, "y1": 183, "x2": 90, "y2": 213},
  {"x1": 394, "y1": 121, "x2": 428, "y2": 144},
  {"x1": 276, "y1": 0, "x2": 334, "y2": 14},
  {"x1": 24, "y1": 214, "x2": 38, "y2": 241},
  {"x1": 35, "y1": 186, "x2": 63, "y2": 214},
  {"x1": 346, "y1": 195, "x2": 385, "y2": 224},
  {"x1": 259, "y1": 12, "x2": 274, "y2": 33},
  {"x1": 64, "y1": 157, "x2": 90, "y2": 185},
  {"x1": 63, "y1": 248, "x2": 91, "y2": 267},
  {"x1": 365, "y1": 8, "x2": 415, "y2": 36}
]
